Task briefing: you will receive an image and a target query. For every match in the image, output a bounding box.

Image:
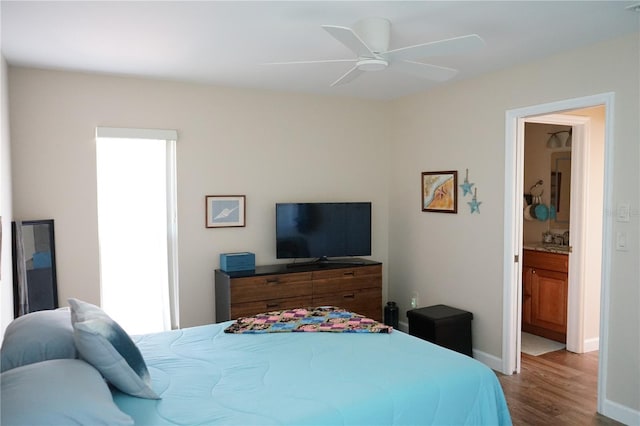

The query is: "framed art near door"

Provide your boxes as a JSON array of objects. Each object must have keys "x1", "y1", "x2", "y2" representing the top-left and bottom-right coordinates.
[{"x1": 422, "y1": 171, "x2": 458, "y2": 213}]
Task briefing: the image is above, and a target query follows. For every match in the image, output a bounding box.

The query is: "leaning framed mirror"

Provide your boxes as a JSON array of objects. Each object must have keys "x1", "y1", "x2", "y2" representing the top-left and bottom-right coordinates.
[{"x1": 11, "y1": 219, "x2": 58, "y2": 317}]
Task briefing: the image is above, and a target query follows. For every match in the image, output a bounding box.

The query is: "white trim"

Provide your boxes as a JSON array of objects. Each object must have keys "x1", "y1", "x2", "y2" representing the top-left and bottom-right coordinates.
[
  {"x1": 602, "y1": 399, "x2": 640, "y2": 426},
  {"x1": 583, "y1": 337, "x2": 600, "y2": 353},
  {"x1": 166, "y1": 140, "x2": 180, "y2": 330},
  {"x1": 397, "y1": 321, "x2": 501, "y2": 371},
  {"x1": 502, "y1": 111, "x2": 524, "y2": 375},
  {"x1": 472, "y1": 349, "x2": 503, "y2": 372},
  {"x1": 597, "y1": 96, "x2": 615, "y2": 416},
  {"x1": 96, "y1": 127, "x2": 177, "y2": 141},
  {"x1": 502, "y1": 92, "x2": 616, "y2": 420}
]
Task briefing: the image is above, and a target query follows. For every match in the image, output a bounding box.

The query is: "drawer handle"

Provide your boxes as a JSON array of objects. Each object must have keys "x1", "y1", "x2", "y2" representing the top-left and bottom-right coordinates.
[
  {"x1": 343, "y1": 294, "x2": 355, "y2": 299},
  {"x1": 266, "y1": 303, "x2": 280, "y2": 309},
  {"x1": 266, "y1": 279, "x2": 280, "y2": 284},
  {"x1": 343, "y1": 272, "x2": 355, "y2": 276}
]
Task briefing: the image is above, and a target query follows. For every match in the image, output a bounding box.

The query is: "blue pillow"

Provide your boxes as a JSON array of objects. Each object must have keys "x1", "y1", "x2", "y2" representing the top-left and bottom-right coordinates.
[
  {"x1": 68, "y1": 298, "x2": 159, "y2": 399},
  {"x1": 1, "y1": 308, "x2": 77, "y2": 372},
  {"x1": 1, "y1": 359, "x2": 134, "y2": 425}
]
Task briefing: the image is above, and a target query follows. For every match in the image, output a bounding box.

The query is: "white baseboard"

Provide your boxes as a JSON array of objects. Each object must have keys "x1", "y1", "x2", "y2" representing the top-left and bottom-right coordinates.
[
  {"x1": 472, "y1": 349, "x2": 503, "y2": 372},
  {"x1": 583, "y1": 337, "x2": 600, "y2": 353},
  {"x1": 397, "y1": 320, "x2": 503, "y2": 371},
  {"x1": 602, "y1": 398, "x2": 640, "y2": 426}
]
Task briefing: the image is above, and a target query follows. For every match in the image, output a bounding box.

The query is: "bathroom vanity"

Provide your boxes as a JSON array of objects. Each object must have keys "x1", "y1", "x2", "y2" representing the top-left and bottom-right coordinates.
[{"x1": 522, "y1": 247, "x2": 568, "y2": 343}]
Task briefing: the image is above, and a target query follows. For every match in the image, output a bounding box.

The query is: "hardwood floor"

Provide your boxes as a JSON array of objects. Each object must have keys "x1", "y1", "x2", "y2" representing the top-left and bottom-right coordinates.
[{"x1": 497, "y1": 350, "x2": 622, "y2": 425}]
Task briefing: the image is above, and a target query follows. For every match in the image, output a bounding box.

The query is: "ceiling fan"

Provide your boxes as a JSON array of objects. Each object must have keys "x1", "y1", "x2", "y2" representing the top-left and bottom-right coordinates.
[{"x1": 267, "y1": 17, "x2": 485, "y2": 87}]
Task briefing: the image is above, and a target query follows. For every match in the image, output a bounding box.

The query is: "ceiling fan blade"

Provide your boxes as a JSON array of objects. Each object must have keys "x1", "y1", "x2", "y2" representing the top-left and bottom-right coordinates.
[
  {"x1": 322, "y1": 25, "x2": 376, "y2": 58},
  {"x1": 330, "y1": 65, "x2": 364, "y2": 87},
  {"x1": 384, "y1": 34, "x2": 485, "y2": 62},
  {"x1": 390, "y1": 60, "x2": 458, "y2": 82},
  {"x1": 263, "y1": 59, "x2": 357, "y2": 66}
]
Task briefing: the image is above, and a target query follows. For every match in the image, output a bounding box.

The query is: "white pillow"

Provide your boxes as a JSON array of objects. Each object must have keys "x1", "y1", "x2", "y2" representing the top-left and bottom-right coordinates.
[
  {"x1": 1, "y1": 308, "x2": 77, "y2": 372},
  {"x1": 68, "y1": 298, "x2": 159, "y2": 399},
  {"x1": 1, "y1": 359, "x2": 134, "y2": 425}
]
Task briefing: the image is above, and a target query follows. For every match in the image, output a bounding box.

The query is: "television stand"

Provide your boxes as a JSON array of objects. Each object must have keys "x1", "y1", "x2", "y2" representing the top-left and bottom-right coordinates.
[{"x1": 214, "y1": 259, "x2": 382, "y2": 322}]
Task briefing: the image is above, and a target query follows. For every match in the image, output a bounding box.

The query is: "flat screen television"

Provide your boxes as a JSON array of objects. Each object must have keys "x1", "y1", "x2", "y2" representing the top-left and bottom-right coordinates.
[{"x1": 276, "y1": 202, "x2": 371, "y2": 263}]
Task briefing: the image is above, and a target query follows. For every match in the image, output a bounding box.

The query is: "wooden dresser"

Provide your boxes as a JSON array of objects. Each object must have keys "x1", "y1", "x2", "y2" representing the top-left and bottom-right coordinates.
[{"x1": 215, "y1": 260, "x2": 382, "y2": 322}]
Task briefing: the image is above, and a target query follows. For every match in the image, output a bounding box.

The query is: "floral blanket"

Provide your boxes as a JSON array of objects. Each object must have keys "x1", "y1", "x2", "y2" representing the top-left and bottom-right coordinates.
[{"x1": 224, "y1": 306, "x2": 392, "y2": 334}]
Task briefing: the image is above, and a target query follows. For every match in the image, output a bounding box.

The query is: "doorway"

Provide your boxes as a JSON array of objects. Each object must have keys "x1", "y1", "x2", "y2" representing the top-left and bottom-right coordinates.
[
  {"x1": 502, "y1": 93, "x2": 615, "y2": 415},
  {"x1": 522, "y1": 110, "x2": 604, "y2": 355}
]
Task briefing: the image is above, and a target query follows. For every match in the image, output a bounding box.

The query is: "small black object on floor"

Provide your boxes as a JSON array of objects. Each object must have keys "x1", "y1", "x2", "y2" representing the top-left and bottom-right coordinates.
[
  {"x1": 407, "y1": 304, "x2": 473, "y2": 357},
  {"x1": 384, "y1": 301, "x2": 399, "y2": 328}
]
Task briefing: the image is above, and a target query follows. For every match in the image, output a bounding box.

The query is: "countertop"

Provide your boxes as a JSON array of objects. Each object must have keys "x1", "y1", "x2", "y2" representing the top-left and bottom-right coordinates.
[{"x1": 523, "y1": 243, "x2": 570, "y2": 254}]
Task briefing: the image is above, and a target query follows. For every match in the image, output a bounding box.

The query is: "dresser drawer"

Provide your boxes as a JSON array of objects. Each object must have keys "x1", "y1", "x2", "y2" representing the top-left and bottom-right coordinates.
[
  {"x1": 313, "y1": 288, "x2": 382, "y2": 321},
  {"x1": 312, "y1": 265, "x2": 382, "y2": 296},
  {"x1": 311, "y1": 265, "x2": 381, "y2": 280},
  {"x1": 523, "y1": 250, "x2": 568, "y2": 273},
  {"x1": 230, "y1": 296, "x2": 313, "y2": 319},
  {"x1": 230, "y1": 272, "x2": 312, "y2": 304}
]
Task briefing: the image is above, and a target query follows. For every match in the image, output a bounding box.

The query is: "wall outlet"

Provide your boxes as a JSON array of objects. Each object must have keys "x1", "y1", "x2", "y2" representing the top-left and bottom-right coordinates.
[{"x1": 410, "y1": 293, "x2": 418, "y2": 309}]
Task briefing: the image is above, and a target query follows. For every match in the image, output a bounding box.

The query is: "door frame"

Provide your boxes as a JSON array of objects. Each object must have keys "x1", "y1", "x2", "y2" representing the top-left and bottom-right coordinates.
[
  {"x1": 502, "y1": 92, "x2": 615, "y2": 415},
  {"x1": 523, "y1": 113, "x2": 591, "y2": 355}
]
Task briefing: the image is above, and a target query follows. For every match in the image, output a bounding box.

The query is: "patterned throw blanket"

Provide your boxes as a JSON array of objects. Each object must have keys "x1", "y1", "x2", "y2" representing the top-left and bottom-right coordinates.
[{"x1": 224, "y1": 306, "x2": 392, "y2": 334}]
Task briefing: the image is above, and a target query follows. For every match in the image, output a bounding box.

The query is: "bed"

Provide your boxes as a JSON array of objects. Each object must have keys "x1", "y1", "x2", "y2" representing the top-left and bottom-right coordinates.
[{"x1": 1, "y1": 301, "x2": 511, "y2": 426}]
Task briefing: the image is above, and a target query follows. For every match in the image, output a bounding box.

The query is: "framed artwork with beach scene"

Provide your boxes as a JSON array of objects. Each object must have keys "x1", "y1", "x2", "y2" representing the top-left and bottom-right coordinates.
[
  {"x1": 206, "y1": 195, "x2": 246, "y2": 228},
  {"x1": 422, "y1": 171, "x2": 457, "y2": 214}
]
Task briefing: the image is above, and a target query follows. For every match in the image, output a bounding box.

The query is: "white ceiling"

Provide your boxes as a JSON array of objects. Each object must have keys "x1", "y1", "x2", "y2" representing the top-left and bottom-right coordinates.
[{"x1": 1, "y1": 1, "x2": 638, "y2": 100}]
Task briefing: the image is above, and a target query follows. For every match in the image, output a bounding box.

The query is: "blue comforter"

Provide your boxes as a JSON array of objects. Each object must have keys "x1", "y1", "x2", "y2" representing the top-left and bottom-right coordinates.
[{"x1": 112, "y1": 321, "x2": 511, "y2": 425}]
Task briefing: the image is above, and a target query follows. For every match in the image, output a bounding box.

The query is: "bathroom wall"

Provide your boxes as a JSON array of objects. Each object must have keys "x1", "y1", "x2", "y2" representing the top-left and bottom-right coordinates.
[{"x1": 523, "y1": 123, "x2": 572, "y2": 244}]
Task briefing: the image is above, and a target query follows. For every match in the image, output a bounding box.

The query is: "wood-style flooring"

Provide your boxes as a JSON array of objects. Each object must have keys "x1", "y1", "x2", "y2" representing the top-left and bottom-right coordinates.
[{"x1": 497, "y1": 350, "x2": 622, "y2": 425}]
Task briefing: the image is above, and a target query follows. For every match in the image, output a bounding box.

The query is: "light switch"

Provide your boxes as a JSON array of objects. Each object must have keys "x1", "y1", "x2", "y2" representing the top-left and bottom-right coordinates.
[
  {"x1": 617, "y1": 202, "x2": 630, "y2": 222},
  {"x1": 616, "y1": 232, "x2": 628, "y2": 251}
]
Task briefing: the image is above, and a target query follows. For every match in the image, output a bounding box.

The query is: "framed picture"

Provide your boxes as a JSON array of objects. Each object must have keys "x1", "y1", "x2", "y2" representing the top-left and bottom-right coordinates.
[
  {"x1": 206, "y1": 195, "x2": 246, "y2": 228},
  {"x1": 422, "y1": 171, "x2": 458, "y2": 213}
]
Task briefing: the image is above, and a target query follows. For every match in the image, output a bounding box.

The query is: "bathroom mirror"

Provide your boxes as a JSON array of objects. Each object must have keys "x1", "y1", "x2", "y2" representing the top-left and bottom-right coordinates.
[
  {"x1": 11, "y1": 219, "x2": 58, "y2": 317},
  {"x1": 550, "y1": 152, "x2": 571, "y2": 224}
]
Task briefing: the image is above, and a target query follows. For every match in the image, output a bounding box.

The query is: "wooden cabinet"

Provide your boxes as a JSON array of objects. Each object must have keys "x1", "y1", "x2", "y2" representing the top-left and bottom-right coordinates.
[
  {"x1": 215, "y1": 260, "x2": 382, "y2": 322},
  {"x1": 522, "y1": 250, "x2": 568, "y2": 343}
]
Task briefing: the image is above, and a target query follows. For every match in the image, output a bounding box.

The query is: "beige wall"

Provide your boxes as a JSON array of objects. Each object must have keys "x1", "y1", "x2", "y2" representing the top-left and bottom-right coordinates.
[
  {"x1": 5, "y1": 32, "x2": 639, "y2": 420},
  {"x1": 387, "y1": 33, "x2": 638, "y2": 414},
  {"x1": 1, "y1": 55, "x2": 14, "y2": 338},
  {"x1": 7, "y1": 69, "x2": 391, "y2": 328},
  {"x1": 522, "y1": 122, "x2": 572, "y2": 244}
]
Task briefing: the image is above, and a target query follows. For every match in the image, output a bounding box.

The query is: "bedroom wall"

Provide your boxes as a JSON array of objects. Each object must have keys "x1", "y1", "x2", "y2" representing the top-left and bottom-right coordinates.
[
  {"x1": 388, "y1": 32, "x2": 639, "y2": 416},
  {"x1": 7, "y1": 69, "x2": 391, "y2": 328},
  {"x1": 0, "y1": 55, "x2": 14, "y2": 340},
  {"x1": 5, "y1": 31, "x2": 639, "y2": 421}
]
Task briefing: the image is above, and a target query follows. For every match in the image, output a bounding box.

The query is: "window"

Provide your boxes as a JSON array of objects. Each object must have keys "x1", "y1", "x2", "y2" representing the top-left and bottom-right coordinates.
[{"x1": 95, "y1": 127, "x2": 178, "y2": 334}]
